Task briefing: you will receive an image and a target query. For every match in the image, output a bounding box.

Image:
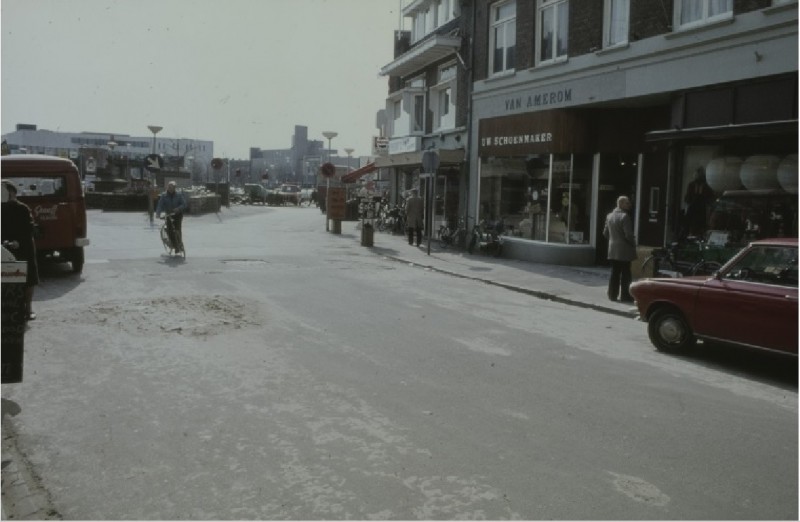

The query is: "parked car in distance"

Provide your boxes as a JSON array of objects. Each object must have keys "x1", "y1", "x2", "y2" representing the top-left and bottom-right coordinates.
[
  {"x1": 277, "y1": 184, "x2": 301, "y2": 205},
  {"x1": 630, "y1": 238, "x2": 797, "y2": 355},
  {"x1": 243, "y1": 183, "x2": 268, "y2": 205},
  {"x1": 1, "y1": 154, "x2": 90, "y2": 273}
]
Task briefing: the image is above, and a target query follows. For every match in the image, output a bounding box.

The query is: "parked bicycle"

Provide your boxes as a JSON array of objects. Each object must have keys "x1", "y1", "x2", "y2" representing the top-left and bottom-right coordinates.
[
  {"x1": 640, "y1": 236, "x2": 721, "y2": 278},
  {"x1": 468, "y1": 218, "x2": 504, "y2": 257},
  {"x1": 438, "y1": 217, "x2": 467, "y2": 249},
  {"x1": 377, "y1": 203, "x2": 406, "y2": 235}
]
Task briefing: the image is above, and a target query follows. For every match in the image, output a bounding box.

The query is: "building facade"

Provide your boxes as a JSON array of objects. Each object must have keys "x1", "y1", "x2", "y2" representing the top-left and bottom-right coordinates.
[
  {"x1": 469, "y1": 0, "x2": 797, "y2": 265},
  {"x1": 378, "y1": 0, "x2": 473, "y2": 236},
  {"x1": 1, "y1": 124, "x2": 215, "y2": 186}
]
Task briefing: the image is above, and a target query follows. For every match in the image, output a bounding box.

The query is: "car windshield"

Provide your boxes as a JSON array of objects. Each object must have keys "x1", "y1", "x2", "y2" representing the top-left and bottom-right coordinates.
[{"x1": 722, "y1": 245, "x2": 798, "y2": 287}]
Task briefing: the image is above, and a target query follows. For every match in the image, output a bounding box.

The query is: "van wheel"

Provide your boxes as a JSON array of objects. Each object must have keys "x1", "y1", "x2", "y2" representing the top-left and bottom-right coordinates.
[{"x1": 70, "y1": 247, "x2": 84, "y2": 274}]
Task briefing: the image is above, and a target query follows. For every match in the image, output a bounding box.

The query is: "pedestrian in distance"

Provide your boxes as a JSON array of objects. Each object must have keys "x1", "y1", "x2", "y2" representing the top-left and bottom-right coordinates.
[
  {"x1": 404, "y1": 188, "x2": 424, "y2": 247},
  {"x1": 1, "y1": 180, "x2": 39, "y2": 320},
  {"x1": 155, "y1": 181, "x2": 188, "y2": 252},
  {"x1": 603, "y1": 195, "x2": 637, "y2": 303}
]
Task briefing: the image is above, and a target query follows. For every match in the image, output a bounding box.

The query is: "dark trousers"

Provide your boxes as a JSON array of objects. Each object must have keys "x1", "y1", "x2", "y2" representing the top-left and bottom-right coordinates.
[
  {"x1": 608, "y1": 260, "x2": 632, "y2": 301},
  {"x1": 166, "y1": 213, "x2": 183, "y2": 249},
  {"x1": 407, "y1": 226, "x2": 422, "y2": 246}
]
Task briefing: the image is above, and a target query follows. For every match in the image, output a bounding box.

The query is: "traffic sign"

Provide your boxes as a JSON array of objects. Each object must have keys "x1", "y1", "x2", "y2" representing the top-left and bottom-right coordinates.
[
  {"x1": 145, "y1": 154, "x2": 163, "y2": 172},
  {"x1": 422, "y1": 149, "x2": 440, "y2": 173}
]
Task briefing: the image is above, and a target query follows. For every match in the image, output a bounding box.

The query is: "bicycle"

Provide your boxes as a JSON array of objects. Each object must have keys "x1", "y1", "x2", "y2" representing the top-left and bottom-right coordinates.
[
  {"x1": 640, "y1": 236, "x2": 720, "y2": 278},
  {"x1": 468, "y1": 218, "x2": 504, "y2": 257},
  {"x1": 437, "y1": 217, "x2": 467, "y2": 249},
  {"x1": 160, "y1": 213, "x2": 186, "y2": 258}
]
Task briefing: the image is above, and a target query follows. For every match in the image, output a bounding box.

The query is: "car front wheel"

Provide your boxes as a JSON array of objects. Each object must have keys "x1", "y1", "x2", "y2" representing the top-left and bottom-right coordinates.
[{"x1": 647, "y1": 307, "x2": 695, "y2": 352}]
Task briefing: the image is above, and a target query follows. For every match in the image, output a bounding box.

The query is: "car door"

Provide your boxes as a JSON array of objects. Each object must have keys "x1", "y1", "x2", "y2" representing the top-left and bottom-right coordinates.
[{"x1": 694, "y1": 245, "x2": 798, "y2": 353}]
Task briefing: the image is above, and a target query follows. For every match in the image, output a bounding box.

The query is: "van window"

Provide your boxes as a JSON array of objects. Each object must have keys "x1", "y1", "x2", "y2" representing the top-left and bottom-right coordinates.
[{"x1": 5, "y1": 176, "x2": 67, "y2": 197}]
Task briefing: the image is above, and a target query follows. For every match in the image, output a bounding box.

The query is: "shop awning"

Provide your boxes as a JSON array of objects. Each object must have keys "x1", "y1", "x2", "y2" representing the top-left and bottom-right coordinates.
[
  {"x1": 645, "y1": 120, "x2": 798, "y2": 141},
  {"x1": 374, "y1": 148, "x2": 464, "y2": 168},
  {"x1": 341, "y1": 162, "x2": 377, "y2": 183}
]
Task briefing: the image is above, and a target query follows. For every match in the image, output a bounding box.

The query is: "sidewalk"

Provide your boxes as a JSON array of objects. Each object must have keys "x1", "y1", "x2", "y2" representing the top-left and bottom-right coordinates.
[{"x1": 343, "y1": 220, "x2": 638, "y2": 319}]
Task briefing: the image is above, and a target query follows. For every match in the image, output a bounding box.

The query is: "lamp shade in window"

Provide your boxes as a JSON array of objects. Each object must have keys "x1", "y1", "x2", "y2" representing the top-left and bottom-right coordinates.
[
  {"x1": 705, "y1": 157, "x2": 742, "y2": 193},
  {"x1": 777, "y1": 154, "x2": 798, "y2": 194},
  {"x1": 740, "y1": 155, "x2": 780, "y2": 191}
]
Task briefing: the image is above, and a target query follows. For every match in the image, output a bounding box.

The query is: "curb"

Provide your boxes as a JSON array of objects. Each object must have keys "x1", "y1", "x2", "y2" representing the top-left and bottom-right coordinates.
[{"x1": 378, "y1": 252, "x2": 637, "y2": 319}]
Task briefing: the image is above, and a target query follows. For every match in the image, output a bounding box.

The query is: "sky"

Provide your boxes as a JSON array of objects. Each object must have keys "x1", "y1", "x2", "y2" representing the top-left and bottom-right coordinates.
[{"x1": 1, "y1": 0, "x2": 404, "y2": 159}]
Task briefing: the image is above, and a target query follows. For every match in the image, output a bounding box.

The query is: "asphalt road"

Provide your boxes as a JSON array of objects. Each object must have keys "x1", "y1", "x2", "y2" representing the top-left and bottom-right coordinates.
[{"x1": 1, "y1": 205, "x2": 796, "y2": 520}]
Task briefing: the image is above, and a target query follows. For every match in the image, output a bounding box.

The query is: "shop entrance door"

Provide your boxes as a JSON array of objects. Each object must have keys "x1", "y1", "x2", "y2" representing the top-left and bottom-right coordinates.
[{"x1": 595, "y1": 154, "x2": 639, "y2": 265}]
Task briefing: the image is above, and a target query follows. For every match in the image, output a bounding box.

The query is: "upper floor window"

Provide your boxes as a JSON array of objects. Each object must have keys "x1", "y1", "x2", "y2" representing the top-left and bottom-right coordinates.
[
  {"x1": 406, "y1": 77, "x2": 426, "y2": 134},
  {"x1": 438, "y1": 0, "x2": 458, "y2": 25},
  {"x1": 537, "y1": 0, "x2": 569, "y2": 64},
  {"x1": 675, "y1": 0, "x2": 732, "y2": 30},
  {"x1": 432, "y1": 63, "x2": 457, "y2": 131},
  {"x1": 603, "y1": 0, "x2": 629, "y2": 48},
  {"x1": 490, "y1": 0, "x2": 516, "y2": 76},
  {"x1": 410, "y1": 0, "x2": 461, "y2": 43}
]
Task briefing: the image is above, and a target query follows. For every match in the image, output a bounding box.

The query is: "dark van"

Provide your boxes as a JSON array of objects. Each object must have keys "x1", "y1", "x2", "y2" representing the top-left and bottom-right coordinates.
[{"x1": 1, "y1": 154, "x2": 90, "y2": 273}]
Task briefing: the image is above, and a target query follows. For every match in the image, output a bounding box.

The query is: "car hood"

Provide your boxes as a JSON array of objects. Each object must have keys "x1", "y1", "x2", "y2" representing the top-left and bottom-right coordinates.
[{"x1": 630, "y1": 275, "x2": 710, "y2": 293}]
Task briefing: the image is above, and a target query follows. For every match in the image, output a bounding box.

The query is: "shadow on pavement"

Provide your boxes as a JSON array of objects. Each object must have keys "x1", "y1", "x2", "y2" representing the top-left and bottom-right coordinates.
[{"x1": 663, "y1": 342, "x2": 798, "y2": 391}]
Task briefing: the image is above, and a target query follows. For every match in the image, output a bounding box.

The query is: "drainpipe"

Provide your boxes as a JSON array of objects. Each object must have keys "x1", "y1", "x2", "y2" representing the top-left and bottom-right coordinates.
[{"x1": 462, "y1": 0, "x2": 477, "y2": 238}]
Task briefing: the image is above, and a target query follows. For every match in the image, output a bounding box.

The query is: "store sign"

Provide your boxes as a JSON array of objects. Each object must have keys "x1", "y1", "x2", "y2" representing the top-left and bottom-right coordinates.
[
  {"x1": 327, "y1": 187, "x2": 347, "y2": 220},
  {"x1": 389, "y1": 136, "x2": 421, "y2": 154},
  {"x1": 372, "y1": 136, "x2": 389, "y2": 156},
  {"x1": 478, "y1": 110, "x2": 588, "y2": 156},
  {"x1": 503, "y1": 88, "x2": 573, "y2": 112}
]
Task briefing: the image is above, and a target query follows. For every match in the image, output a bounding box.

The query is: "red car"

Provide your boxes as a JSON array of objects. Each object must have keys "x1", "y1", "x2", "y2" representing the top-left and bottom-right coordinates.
[{"x1": 630, "y1": 238, "x2": 797, "y2": 355}]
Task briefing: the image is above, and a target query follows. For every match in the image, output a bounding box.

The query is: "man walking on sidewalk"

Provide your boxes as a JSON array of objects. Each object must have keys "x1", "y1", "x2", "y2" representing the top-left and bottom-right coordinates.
[
  {"x1": 405, "y1": 189, "x2": 424, "y2": 247},
  {"x1": 603, "y1": 195, "x2": 637, "y2": 302}
]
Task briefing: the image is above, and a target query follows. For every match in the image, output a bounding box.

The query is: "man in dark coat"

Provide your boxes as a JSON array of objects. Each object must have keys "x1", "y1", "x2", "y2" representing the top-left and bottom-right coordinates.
[
  {"x1": 683, "y1": 166, "x2": 715, "y2": 238},
  {"x1": 404, "y1": 189, "x2": 424, "y2": 246},
  {"x1": 2, "y1": 180, "x2": 39, "y2": 320},
  {"x1": 603, "y1": 195, "x2": 637, "y2": 303}
]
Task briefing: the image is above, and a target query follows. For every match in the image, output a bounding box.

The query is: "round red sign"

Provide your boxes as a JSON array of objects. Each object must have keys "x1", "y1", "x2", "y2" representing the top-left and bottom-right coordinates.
[{"x1": 321, "y1": 162, "x2": 336, "y2": 178}]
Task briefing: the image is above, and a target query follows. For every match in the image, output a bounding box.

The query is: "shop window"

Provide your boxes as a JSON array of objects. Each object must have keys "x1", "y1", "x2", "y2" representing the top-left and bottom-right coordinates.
[
  {"x1": 603, "y1": 0, "x2": 629, "y2": 48},
  {"x1": 537, "y1": 0, "x2": 569, "y2": 65},
  {"x1": 490, "y1": 0, "x2": 516, "y2": 76},
  {"x1": 674, "y1": 0, "x2": 732, "y2": 30},
  {"x1": 479, "y1": 153, "x2": 592, "y2": 244}
]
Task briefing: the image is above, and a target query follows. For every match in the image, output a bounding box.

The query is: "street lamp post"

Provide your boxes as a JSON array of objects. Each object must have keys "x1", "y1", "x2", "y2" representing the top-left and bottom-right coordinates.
[
  {"x1": 322, "y1": 131, "x2": 337, "y2": 232},
  {"x1": 344, "y1": 148, "x2": 354, "y2": 171},
  {"x1": 146, "y1": 125, "x2": 162, "y2": 225}
]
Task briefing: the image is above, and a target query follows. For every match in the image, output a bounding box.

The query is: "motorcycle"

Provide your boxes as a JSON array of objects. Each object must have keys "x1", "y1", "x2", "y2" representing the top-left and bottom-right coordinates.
[{"x1": 468, "y1": 219, "x2": 504, "y2": 257}]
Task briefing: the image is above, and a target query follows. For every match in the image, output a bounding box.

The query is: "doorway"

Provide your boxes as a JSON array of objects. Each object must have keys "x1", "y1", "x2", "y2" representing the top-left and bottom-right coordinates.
[{"x1": 595, "y1": 154, "x2": 639, "y2": 265}]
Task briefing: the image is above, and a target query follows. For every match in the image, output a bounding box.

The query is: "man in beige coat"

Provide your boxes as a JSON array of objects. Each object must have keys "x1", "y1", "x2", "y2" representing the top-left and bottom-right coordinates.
[
  {"x1": 603, "y1": 195, "x2": 637, "y2": 302},
  {"x1": 405, "y1": 189, "x2": 424, "y2": 246}
]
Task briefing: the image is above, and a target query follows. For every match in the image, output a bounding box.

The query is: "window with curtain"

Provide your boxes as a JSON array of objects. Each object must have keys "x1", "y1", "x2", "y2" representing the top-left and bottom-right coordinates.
[
  {"x1": 676, "y1": 0, "x2": 732, "y2": 29},
  {"x1": 604, "y1": 0, "x2": 629, "y2": 47},
  {"x1": 490, "y1": 0, "x2": 516, "y2": 75},
  {"x1": 432, "y1": 63, "x2": 457, "y2": 131},
  {"x1": 538, "y1": 0, "x2": 569, "y2": 64},
  {"x1": 413, "y1": 94, "x2": 425, "y2": 133}
]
